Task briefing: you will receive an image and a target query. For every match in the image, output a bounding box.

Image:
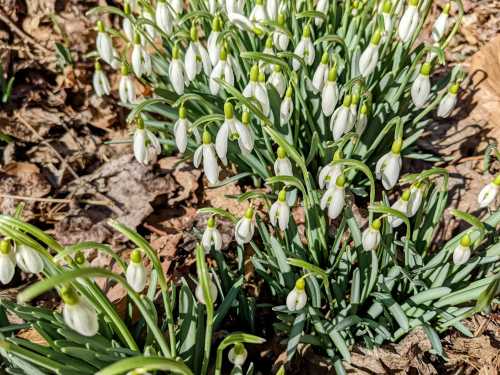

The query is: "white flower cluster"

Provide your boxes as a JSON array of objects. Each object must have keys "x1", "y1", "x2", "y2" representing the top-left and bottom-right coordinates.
[{"x1": 0, "y1": 240, "x2": 44, "y2": 285}]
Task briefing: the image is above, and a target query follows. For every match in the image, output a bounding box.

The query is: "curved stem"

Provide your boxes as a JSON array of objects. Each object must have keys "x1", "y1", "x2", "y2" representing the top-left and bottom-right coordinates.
[{"x1": 55, "y1": 242, "x2": 127, "y2": 271}]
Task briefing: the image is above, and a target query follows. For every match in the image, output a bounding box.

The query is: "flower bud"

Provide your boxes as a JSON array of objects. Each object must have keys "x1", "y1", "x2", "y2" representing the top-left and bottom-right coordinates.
[
  {"x1": 126, "y1": 249, "x2": 147, "y2": 293},
  {"x1": 0, "y1": 240, "x2": 15, "y2": 285},
  {"x1": 286, "y1": 278, "x2": 307, "y2": 311},
  {"x1": 61, "y1": 287, "x2": 99, "y2": 337}
]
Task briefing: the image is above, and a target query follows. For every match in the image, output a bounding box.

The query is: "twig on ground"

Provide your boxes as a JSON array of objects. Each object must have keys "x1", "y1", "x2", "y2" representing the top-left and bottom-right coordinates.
[{"x1": 0, "y1": 193, "x2": 110, "y2": 206}]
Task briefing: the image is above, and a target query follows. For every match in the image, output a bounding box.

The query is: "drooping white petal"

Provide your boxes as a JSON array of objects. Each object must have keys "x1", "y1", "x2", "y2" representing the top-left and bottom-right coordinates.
[
  {"x1": 286, "y1": 288, "x2": 307, "y2": 311},
  {"x1": 63, "y1": 298, "x2": 99, "y2": 337},
  {"x1": 388, "y1": 199, "x2": 408, "y2": 228},
  {"x1": 126, "y1": 262, "x2": 147, "y2": 292},
  {"x1": 437, "y1": 93, "x2": 457, "y2": 118},
  {"x1": 318, "y1": 164, "x2": 342, "y2": 189},
  {"x1": 452, "y1": 245, "x2": 471, "y2": 265},
  {"x1": 268, "y1": 71, "x2": 286, "y2": 97},
  {"x1": 273, "y1": 30, "x2": 290, "y2": 51},
  {"x1": 122, "y1": 18, "x2": 134, "y2": 42},
  {"x1": 280, "y1": 97, "x2": 293, "y2": 124},
  {"x1": 478, "y1": 183, "x2": 498, "y2": 208},
  {"x1": 398, "y1": 5, "x2": 419, "y2": 43},
  {"x1": 97, "y1": 32, "x2": 114, "y2": 65},
  {"x1": 0, "y1": 254, "x2": 15, "y2": 285},
  {"x1": 432, "y1": 13, "x2": 448, "y2": 42},
  {"x1": 254, "y1": 84, "x2": 270, "y2": 115},
  {"x1": 133, "y1": 129, "x2": 147, "y2": 164},
  {"x1": 362, "y1": 228, "x2": 381, "y2": 251},
  {"x1": 274, "y1": 158, "x2": 293, "y2": 176},
  {"x1": 312, "y1": 63, "x2": 329, "y2": 93},
  {"x1": 277, "y1": 202, "x2": 290, "y2": 231},
  {"x1": 235, "y1": 217, "x2": 254, "y2": 244},
  {"x1": 376, "y1": 152, "x2": 401, "y2": 190},
  {"x1": 269, "y1": 201, "x2": 279, "y2": 226},
  {"x1": 407, "y1": 186, "x2": 424, "y2": 217},
  {"x1": 193, "y1": 145, "x2": 203, "y2": 168},
  {"x1": 326, "y1": 187, "x2": 345, "y2": 219},
  {"x1": 321, "y1": 82, "x2": 339, "y2": 116},
  {"x1": 196, "y1": 42, "x2": 212, "y2": 76},
  {"x1": 215, "y1": 121, "x2": 230, "y2": 161},
  {"x1": 228, "y1": 345, "x2": 248, "y2": 367},
  {"x1": 156, "y1": 2, "x2": 173, "y2": 35},
  {"x1": 195, "y1": 278, "x2": 218, "y2": 304},
  {"x1": 185, "y1": 43, "x2": 199, "y2": 81},
  {"x1": 174, "y1": 119, "x2": 188, "y2": 153},
  {"x1": 207, "y1": 31, "x2": 221, "y2": 66},
  {"x1": 235, "y1": 121, "x2": 254, "y2": 153},
  {"x1": 411, "y1": 74, "x2": 431, "y2": 108},
  {"x1": 15, "y1": 244, "x2": 43, "y2": 274},
  {"x1": 169, "y1": 59, "x2": 185, "y2": 95},
  {"x1": 209, "y1": 61, "x2": 225, "y2": 95},
  {"x1": 203, "y1": 144, "x2": 220, "y2": 184},
  {"x1": 359, "y1": 44, "x2": 379, "y2": 77},
  {"x1": 330, "y1": 107, "x2": 350, "y2": 140}
]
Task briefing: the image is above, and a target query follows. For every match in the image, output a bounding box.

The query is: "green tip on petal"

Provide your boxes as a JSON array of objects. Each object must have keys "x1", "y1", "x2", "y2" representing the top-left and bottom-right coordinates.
[
  {"x1": 265, "y1": 36, "x2": 273, "y2": 49},
  {"x1": 285, "y1": 86, "x2": 293, "y2": 97},
  {"x1": 172, "y1": 45, "x2": 180, "y2": 59},
  {"x1": 449, "y1": 83, "x2": 459, "y2": 95},
  {"x1": 493, "y1": 175, "x2": 500, "y2": 186},
  {"x1": 212, "y1": 16, "x2": 221, "y2": 32},
  {"x1": 295, "y1": 277, "x2": 305, "y2": 290},
  {"x1": 95, "y1": 61, "x2": 102, "y2": 71},
  {"x1": 97, "y1": 20, "x2": 105, "y2": 33},
  {"x1": 328, "y1": 66, "x2": 337, "y2": 81},
  {"x1": 391, "y1": 138, "x2": 402, "y2": 154},
  {"x1": 383, "y1": 0, "x2": 392, "y2": 13},
  {"x1": 303, "y1": 25, "x2": 311, "y2": 38},
  {"x1": 278, "y1": 189, "x2": 287, "y2": 202},
  {"x1": 343, "y1": 95, "x2": 352, "y2": 107},
  {"x1": 242, "y1": 111, "x2": 250, "y2": 124},
  {"x1": 460, "y1": 234, "x2": 471, "y2": 247},
  {"x1": 277, "y1": 13, "x2": 285, "y2": 26},
  {"x1": 179, "y1": 106, "x2": 187, "y2": 119},
  {"x1": 371, "y1": 29, "x2": 382, "y2": 45},
  {"x1": 244, "y1": 207, "x2": 254, "y2": 219},
  {"x1": 224, "y1": 102, "x2": 234, "y2": 118},
  {"x1": 130, "y1": 249, "x2": 142, "y2": 263},
  {"x1": 420, "y1": 62, "x2": 432, "y2": 76},
  {"x1": 0, "y1": 240, "x2": 10, "y2": 255},
  {"x1": 190, "y1": 25, "x2": 198, "y2": 41},
  {"x1": 321, "y1": 52, "x2": 329, "y2": 65},
  {"x1": 202, "y1": 130, "x2": 212, "y2": 144},
  {"x1": 277, "y1": 146, "x2": 286, "y2": 159},
  {"x1": 60, "y1": 287, "x2": 79, "y2": 306},
  {"x1": 250, "y1": 65, "x2": 259, "y2": 81},
  {"x1": 371, "y1": 219, "x2": 382, "y2": 230},
  {"x1": 136, "y1": 117, "x2": 145, "y2": 130},
  {"x1": 402, "y1": 190, "x2": 411, "y2": 201},
  {"x1": 258, "y1": 72, "x2": 266, "y2": 82},
  {"x1": 207, "y1": 216, "x2": 216, "y2": 228},
  {"x1": 219, "y1": 46, "x2": 227, "y2": 60},
  {"x1": 361, "y1": 103, "x2": 369, "y2": 114},
  {"x1": 133, "y1": 33, "x2": 141, "y2": 44},
  {"x1": 351, "y1": 94, "x2": 360, "y2": 105},
  {"x1": 336, "y1": 174, "x2": 346, "y2": 187}
]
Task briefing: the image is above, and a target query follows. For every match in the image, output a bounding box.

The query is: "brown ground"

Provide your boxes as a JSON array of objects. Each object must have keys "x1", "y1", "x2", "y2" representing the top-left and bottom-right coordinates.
[{"x1": 0, "y1": 0, "x2": 499, "y2": 373}]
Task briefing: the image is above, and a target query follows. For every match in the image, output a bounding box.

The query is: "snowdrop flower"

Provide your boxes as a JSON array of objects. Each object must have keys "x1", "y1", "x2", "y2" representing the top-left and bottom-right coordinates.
[
  {"x1": 235, "y1": 207, "x2": 255, "y2": 245},
  {"x1": 195, "y1": 276, "x2": 218, "y2": 304},
  {"x1": 142, "y1": 8, "x2": 156, "y2": 40},
  {"x1": 174, "y1": 106, "x2": 191, "y2": 153},
  {"x1": 280, "y1": 86, "x2": 294, "y2": 124},
  {"x1": 274, "y1": 146, "x2": 293, "y2": 176},
  {"x1": 250, "y1": 0, "x2": 268, "y2": 24},
  {"x1": 330, "y1": 95, "x2": 352, "y2": 140},
  {"x1": 267, "y1": 0, "x2": 278, "y2": 20},
  {"x1": 478, "y1": 175, "x2": 500, "y2": 208},
  {"x1": 382, "y1": 0, "x2": 393, "y2": 36},
  {"x1": 321, "y1": 66, "x2": 339, "y2": 116},
  {"x1": 131, "y1": 34, "x2": 152, "y2": 78},
  {"x1": 122, "y1": 3, "x2": 134, "y2": 42},
  {"x1": 210, "y1": 47, "x2": 234, "y2": 95},
  {"x1": 318, "y1": 150, "x2": 343, "y2": 189},
  {"x1": 347, "y1": 94, "x2": 359, "y2": 132},
  {"x1": 398, "y1": 0, "x2": 419, "y2": 43},
  {"x1": 293, "y1": 25, "x2": 315, "y2": 70},
  {"x1": 286, "y1": 277, "x2": 307, "y2": 311},
  {"x1": 437, "y1": 83, "x2": 459, "y2": 118},
  {"x1": 0, "y1": 240, "x2": 15, "y2": 285},
  {"x1": 359, "y1": 30, "x2": 382, "y2": 77},
  {"x1": 96, "y1": 21, "x2": 115, "y2": 66},
  {"x1": 259, "y1": 37, "x2": 275, "y2": 74},
  {"x1": 432, "y1": 3, "x2": 450, "y2": 42},
  {"x1": 376, "y1": 139, "x2": 402, "y2": 190},
  {"x1": 273, "y1": 13, "x2": 290, "y2": 51},
  {"x1": 226, "y1": 0, "x2": 245, "y2": 15},
  {"x1": 453, "y1": 235, "x2": 471, "y2": 265},
  {"x1": 61, "y1": 287, "x2": 99, "y2": 337},
  {"x1": 15, "y1": 243, "x2": 43, "y2": 274},
  {"x1": 351, "y1": 0, "x2": 362, "y2": 15},
  {"x1": 171, "y1": 0, "x2": 183, "y2": 16},
  {"x1": 312, "y1": 52, "x2": 330, "y2": 93},
  {"x1": 268, "y1": 65, "x2": 286, "y2": 97},
  {"x1": 411, "y1": 62, "x2": 431, "y2": 108},
  {"x1": 185, "y1": 25, "x2": 212, "y2": 82},
  {"x1": 362, "y1": 219, "x2": 382, "y2": 251},
  {"x1": 320, "y1": 175, "x2": 346, "y2": 219},
  {"x1": 315, "y1": 0, "x2": 329, "y2": 26},
  {"x1": 194, "y1": 130, "x2": 220, "y2": 185},
  {"x1": 156, "y1": 0, "x2": 173, "y2": 35},
  {"x1": 119, "y1": 65, "x2": 136, "y2": 104},
  {"x1": 228, "y1": 343, "x2": 248, "y2": 367},
  {"x1": 388, "y1": 190, "x2": 410, "y2": 228},
  {"x1": 126, "y1": 249, "x2": 147, "y2": 293},
  {"x1": 207, "y1": 17, "x2": 222, "y2": 66},
  {"x1": 243, "y1": 65, "x2": 270, "y2": 116},
  {"x1": 269, "y1": 189, "x2": 290, "y2": 231},
  {"x1": 133, "y1": 118, "x2": 161, "y2": 165},
  {"x1": 202, "y1": 217, "x2": 222, "y2": 252},
  {"x1": 355, "y1": 103, "x2": 369, "y2": 134},
  {"x1": 407, "y1": 182, "x2": 425, "y2": 217},
  {"x1": 216, "y1": 102, "x2": 254, "y2": 163},
  {"x1": 93, "y1": 61, "x2": 111, "y2": 97},
  {"x1": 169, "y1": 46, "x2": 185, "y2": 95}
]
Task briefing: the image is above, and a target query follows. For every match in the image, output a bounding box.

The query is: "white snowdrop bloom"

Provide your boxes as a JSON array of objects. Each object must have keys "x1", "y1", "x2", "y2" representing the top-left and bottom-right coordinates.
[
  {"x1": 171, "y1": 0, "x2": 183, "y2": 16},
  {"x1": 169, "y1": 46, "x2": 185, "y2": 95},
  {"x1": 234, "y1": 207, "x2": 255, "y2": 245},
  {"x1": 362, "y1": 219, "x2": 382, "y2": 251},
  {"x1": 131, "y1": 35, "x2": 152, "y2": 78},
  {"x1": 93, "y1": 62, "x2": 111, "y2": 97},
  {"x1": 382, "y1": 1, "x2": 393, "y2": 36},
  {"x1": 259, "y1": 37, "x2": 275, "y2": 74},
  {"x1": 209, "y1": 47, "x2": 234, "y2": 95},
  {"x1": 119, "y1": 66, "x2": 136, "y2": 104},
  {"x1": 215, "y1": 102, "x2": 254, "y2": 163},
  {"x1": 228, "y1": 343, "x2": 248, "y2": 367},
  {"x1": 195, "y1": 277, "x2": 218, "y2": 304},
  {"x1": 280, "y1": 86, "x2": 294, "y2": 124},
  {"x1": 293, "y1": 25, "x2": 315, "y2": 70},
  {"x1": 453, "y1": 235, "x2": 471, "y2": 265},
  {"x1": 478, "y1": 176, "x2": 500, "y2": 208},
  {"x1": 226, "y1": 0, "x2": 245, "y2": 15},
  {"x1": 407, "y1": 182, "x2": 425, "y2": 217},
  {"x1": 243, "y1": 65, "x2": 270, "y2": 116},
  {"x1": 355, "y1": 103, "x2": 368, "y2": 134},
  {"x1": 315, "y1": 0, "x2": 329, "y2": 26},
  {"x1": 346, "y1": 94, "x2": 359, "y2": 133},
  {"x1": 185, "y1": 26, "x2": 212, "y2": 82},
  {"x1": 398, "y1": 0, "x2": 419, "y2": 43},
  {"x1": 268, "y1": 65, "x2": 286, "y2": 98},
  {"x1": 351, "y1": 0, "x2": 361, "y2": 15},
  {"x1": 312, "y1": 52, "x2": 330, "y2": 93},
  {"x1": 286, "y1": 278, "x2": 307, "y2": 311},
  {"x1": 207, "y1": 17, "x2": 222, "y2": 66},
  {"x1": 437, "y1": 83, "x2": 458, "y2": 118},
  {"x1": 388, "y1": 190, "x2": 411, "y2": 228},
  {"x1": 269, "y1": 189, "x2": 291, "y2": 231},
  {"x1": 61, "y1": 287, "x2": 99, "y2": 337},
  {"x1": 321, "y1": 67, "x2": 339, "y2": 116},
  {"x1": 411, "y1": 63, "x2": 431, "y2": 108},
  {"x1": 267, "y1": 0, "x2": 278, "y2": 20},
  {"x1": 320, "y1": 175, "x2": 346, "y2": 220},
  {"x1": 227, "y1": 12, "x2": 254, "y2": 31},
  {"x1": 156, "y1": 0, "x2": 173, "y2": 35},
  {"x1": 250, "y1": 0, "x2": 268, "y2": 24},
  {"x1": 122, "y1": 4, "x2": 134, "y2": 42},
  {"x1": 142, "y1": 8, "x2": 156, "y2": 40},
  {"x1": 274, "y1": 147, "x2": 293, "y2": 176},
  {"x1": 330, "y1": 95, "x2": 352, "y2": 140},
  {"x1": 273, "y1": 14, "x2": 290, "y2": 51},
  {"x1": 96, "y1": 21, "x2": 115, "y2": 66},
  {"x1": 126, "y1": 250, "x2": 147, "y2": 293},
  {"x1": 318, "y1": 151, "x2": 343, "y2": 189},
  {"x1": 359, "y1": 30, "x2": 382, "y2": 77},
  {"x1": 376, "y1": 139, "x2": 402, "y2": 190},
  {"x1": 15, "y1": 243, "x2": 43, "y2": 274},
  {"x1": 202, "y1": 217, "x2": 222, "y2": 252},
  {"x1": 133, "y1": 119, "x2": 161, "y2": 165},
  {"x1": 174, "y1": 106, "x2": 191, "y2": 154},
  {"x1": 194, "y1": 130, "x2": 220, "y2": 185},
  {"x1": 432, "y1": 3, "x2": 450, "y2": 42},
  {"x1": 0, "y1": 240, "x2": 15, "y2": 285}
]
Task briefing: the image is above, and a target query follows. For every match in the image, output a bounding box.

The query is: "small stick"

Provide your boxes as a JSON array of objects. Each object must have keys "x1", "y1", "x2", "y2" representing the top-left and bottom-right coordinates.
[{"x1": 0, "y1": 193, "x2": 111, "y2": 206}]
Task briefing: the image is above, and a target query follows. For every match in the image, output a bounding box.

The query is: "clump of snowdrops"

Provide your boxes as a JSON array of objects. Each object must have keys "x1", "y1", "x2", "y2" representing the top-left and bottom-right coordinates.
[{"x1": 1, "y1": 0, "x2": 500, "y2": 373}]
